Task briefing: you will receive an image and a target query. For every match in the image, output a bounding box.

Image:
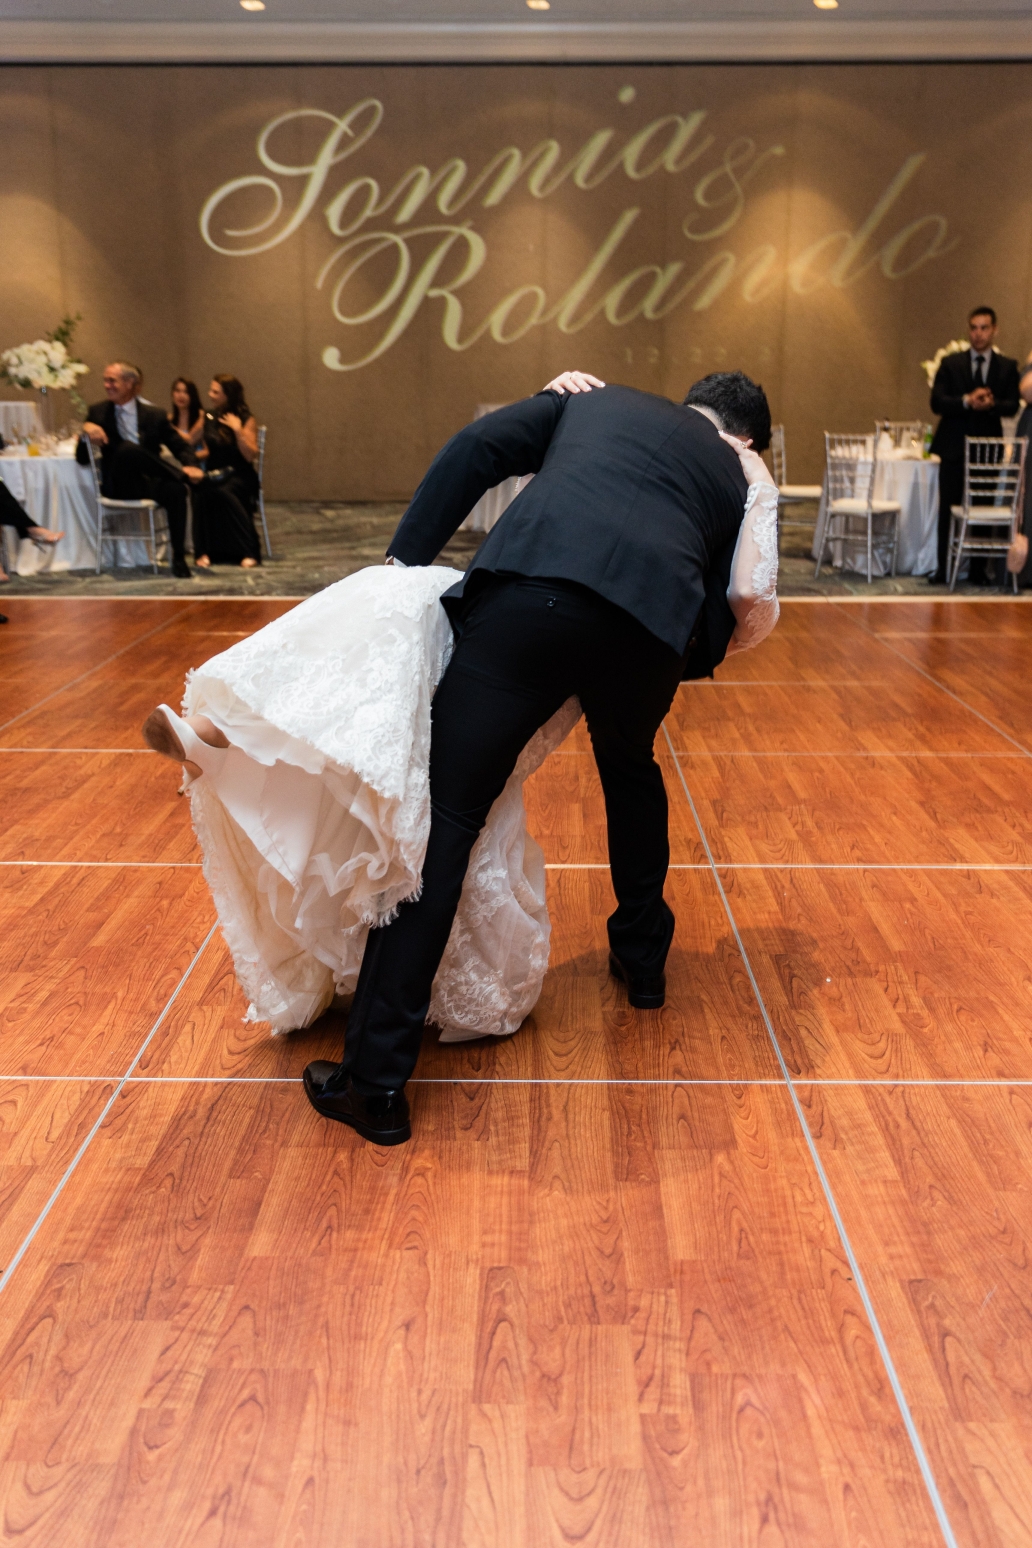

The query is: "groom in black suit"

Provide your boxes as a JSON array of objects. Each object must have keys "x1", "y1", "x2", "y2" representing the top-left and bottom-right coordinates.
[
  {"x1": 929, "y1": 307, "x2": 1020, "y2": 584},
  {"x1": 77, "y1": 361, "x2": 203, "y2": 577},
  {"x1": 305, "y1": 370, "x2": 772, "y2": 1144}
]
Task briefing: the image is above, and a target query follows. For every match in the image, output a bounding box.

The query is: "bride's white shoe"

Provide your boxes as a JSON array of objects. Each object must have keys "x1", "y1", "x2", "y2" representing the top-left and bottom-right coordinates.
[{"x1": 142, "y1": 703, "x2": 228, "y2": 791}]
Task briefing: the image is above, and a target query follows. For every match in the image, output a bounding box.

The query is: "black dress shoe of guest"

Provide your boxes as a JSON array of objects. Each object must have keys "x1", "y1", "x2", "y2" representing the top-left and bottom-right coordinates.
[
  {"x1": 609, "y1": 952, "x2": 666, "y2": 1009},
  {"x1": 925, "y1": 570, "x2": 945, "y2": 585},
  {"x1": 172, "y1": 558, "x2": 192, "y2": 578},
  {"x1": 302, "y1": 1061, "x2": 411, "y2": 1145}
]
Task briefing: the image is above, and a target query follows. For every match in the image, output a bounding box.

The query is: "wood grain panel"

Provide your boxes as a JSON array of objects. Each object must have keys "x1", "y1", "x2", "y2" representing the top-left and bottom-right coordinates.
[
  {"x1": 857, "y1": 599, "x2": 1032, "y2": 639},
  {"x1": 0, "y1": 1078, "x2": 115, "y2": 1270},
  {"x1": 701, "y1": 602, "x2": 924, "y2": 686},
  {"x1": 524, "y1": 751, "x2": 706, "y2": 867},
  {"x1": 0, "y1": 863, "x2": 215, "y2": 1078},
  {"x1": 720, "y1": 865, "x2": 1032, "y2": 1081},
  {"x1": 0, "y1": 752, "x2": 198, "y2": 865},
  {"x1": 0, "y1": 600, "x2": 295, "y2": 749},
  {"x1": 801, "y1": 1081, "x2": 1032, "y2": 1547},
  {"x1": 874, "y1": 641, "x2": 1032, "y2": 756},
  {"x1": 667, "y1": 678, "x2": 1014, "y2": 755},
  {"x1": 0, "y1": 1080, "x2": 944, "y2": 1546},
  {"x1": 0, "y1": 598, "x2": 196, "y2": 664},
  {"x1": 681, "y1": 750, "x2": 1032, "y2": 867},
  {"x1": 139, "y1": 869, "x2": 780, "y2": 1085},
  {"x1": 0, "y1": 600, "x2": 197, "y2": 728},
  {"x1": 844, "y1": 600, "x2": 1032, "y2": 758}
]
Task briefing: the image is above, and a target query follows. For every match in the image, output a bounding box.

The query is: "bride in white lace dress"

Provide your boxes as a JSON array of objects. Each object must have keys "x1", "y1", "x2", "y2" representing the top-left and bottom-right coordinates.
[{"x1": 143, "y1": 405, "x2": 778, "y2": 1045}]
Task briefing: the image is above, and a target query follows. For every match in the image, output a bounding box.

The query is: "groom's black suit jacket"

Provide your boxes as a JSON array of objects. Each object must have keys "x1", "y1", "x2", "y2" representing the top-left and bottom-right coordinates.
[{"x1": 387, "y1": 385, "x2": 749, "y2": 676}]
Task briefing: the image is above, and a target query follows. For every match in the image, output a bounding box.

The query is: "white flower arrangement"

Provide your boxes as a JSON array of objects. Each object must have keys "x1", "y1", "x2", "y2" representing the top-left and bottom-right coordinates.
[
  {"x1": 921, "y1": 339, "x2": 1000, "y2": 389},
  {"x1": 1, "y1": 336, "x2": 89, "y2": 392}
]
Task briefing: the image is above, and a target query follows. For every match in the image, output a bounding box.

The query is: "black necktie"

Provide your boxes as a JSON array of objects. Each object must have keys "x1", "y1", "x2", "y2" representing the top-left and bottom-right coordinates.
[{"x1": 975, "y1": 355, "x2": 986, "y2": 385}]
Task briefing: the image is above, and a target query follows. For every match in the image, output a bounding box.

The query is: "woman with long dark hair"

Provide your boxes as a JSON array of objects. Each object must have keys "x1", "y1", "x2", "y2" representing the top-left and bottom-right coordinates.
[
  {"x1": 168, "y1": 377, "x2": 205, "y2": 448},
  {"x1": 192, "y1": 374, "x2": 262, "y2": 569}
]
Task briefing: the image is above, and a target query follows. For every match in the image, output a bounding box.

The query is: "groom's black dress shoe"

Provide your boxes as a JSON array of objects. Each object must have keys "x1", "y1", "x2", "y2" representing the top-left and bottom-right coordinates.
[
  {"x1": 302, "y1": 1062, "x2": 411, "y2": 1145},
  {"x1": 609, "y1": 952, "x2": 665, "y2": 1009}
]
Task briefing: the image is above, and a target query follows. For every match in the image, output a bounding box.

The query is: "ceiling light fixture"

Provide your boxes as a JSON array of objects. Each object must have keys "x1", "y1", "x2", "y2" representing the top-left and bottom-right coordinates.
[
  {"x1": 526, "y1": 1, "x2": 551, "y2": 10},
  {"x1": 813, "y1": 0, "x2": 839, "y2": 8},
  {"x1": 240, "y1": 1, "x2": 266, "y2": 10}
]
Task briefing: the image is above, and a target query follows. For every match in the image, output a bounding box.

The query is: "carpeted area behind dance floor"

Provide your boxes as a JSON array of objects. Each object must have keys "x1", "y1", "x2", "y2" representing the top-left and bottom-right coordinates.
[
  {"x1": 1, "y1": 594, "x2": 1032, "y2": 1544},
  {"x1": 3, "y1": 498, "x2": 1007, "y2": 598}
]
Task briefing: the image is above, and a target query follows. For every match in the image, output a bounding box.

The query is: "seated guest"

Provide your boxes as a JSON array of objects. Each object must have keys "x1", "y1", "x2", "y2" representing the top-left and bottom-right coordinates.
[
  {"x1": 168, "y1": 377, "x2": 206, "y2": 450},
  {"x1": 191, "y1": 375, "x2": 261, "y2": 570},
  {"x1": 77, "y1": 360, "x2": 203, "y2": 578},
  {"x1": 0, "y1": 483, "x2": 64, "y2": 582}
]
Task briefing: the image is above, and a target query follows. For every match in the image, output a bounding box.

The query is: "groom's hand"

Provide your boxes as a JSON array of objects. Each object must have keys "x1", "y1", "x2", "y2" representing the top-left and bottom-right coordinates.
[{"x1": 541, "y1": 371, "x2": 605, "y2": 395}]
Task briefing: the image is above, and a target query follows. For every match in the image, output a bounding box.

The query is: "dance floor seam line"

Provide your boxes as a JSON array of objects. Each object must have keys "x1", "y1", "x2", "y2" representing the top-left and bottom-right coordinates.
[
  {"x1": 0, "y1": 601, "x2": 204, "y2": 735},
  {"x1": 0, "y1": 921, "x2": 218, "y2": 1304},
  {"x1": 0, "y1": 748, "x2": 159, "y2": 754},
  {"x1": 4, "y1": 1075, "x2": 1032, "y2": 1087},
  {"x1": 661, "y1": 721, "x2": 961, "y2": 1548},
  {"x1": 555, "y1": 748, "x2": 1031, "y2": 758},
  {"x1": 546, "y1": 862, "x2": 1032, "y2": 871},
  {"x1": 8, "y1": 861, "x2": 1032, "y2": 874},
  {"x1": 0, "y1": 860, "x2": 204, "y2": 869}
]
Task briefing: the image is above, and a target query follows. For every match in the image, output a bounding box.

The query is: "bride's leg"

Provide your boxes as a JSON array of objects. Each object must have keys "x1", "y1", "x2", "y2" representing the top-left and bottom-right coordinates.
[
  {"x1": 142, "y1": 707, "x2": 229, "y2": 780},
  {"x1": 185, "y1": 714, "x2": 229, "y2": 748}
]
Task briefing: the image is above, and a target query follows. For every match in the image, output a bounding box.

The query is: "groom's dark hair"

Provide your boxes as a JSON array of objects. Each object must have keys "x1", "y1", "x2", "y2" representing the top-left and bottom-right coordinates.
[{"x1": 683, "y1": 371, "x2": 772, "y2": 453}]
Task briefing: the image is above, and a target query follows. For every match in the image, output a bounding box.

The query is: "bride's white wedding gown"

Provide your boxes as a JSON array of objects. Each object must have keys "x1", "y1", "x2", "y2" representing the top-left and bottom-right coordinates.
[
  {"x1": 176, "y1": 564, "x2": 581, "y2": 1040},
  {"x1": 171, "y1": 478, "x2": 779, "y2": 1045}
]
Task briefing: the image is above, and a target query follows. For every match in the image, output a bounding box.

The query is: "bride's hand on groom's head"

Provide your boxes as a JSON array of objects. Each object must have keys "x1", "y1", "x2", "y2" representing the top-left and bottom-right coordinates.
[
  {"x1": 542, "y1": 371, "x2": 606, "y2": 396},
  {"x1": 719, "y1": 430, "x2": 771, "y2": 487}
]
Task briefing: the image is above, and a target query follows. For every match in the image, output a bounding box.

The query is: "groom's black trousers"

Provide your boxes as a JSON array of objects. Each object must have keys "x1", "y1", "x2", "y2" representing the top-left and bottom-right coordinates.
[{"x1": 340, "y1": 575, "x2": 687, "y2": 1094}]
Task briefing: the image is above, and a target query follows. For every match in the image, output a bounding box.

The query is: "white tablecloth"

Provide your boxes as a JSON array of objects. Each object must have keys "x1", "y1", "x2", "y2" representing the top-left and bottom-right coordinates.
[
  {"x1": 812, "y1": 457, "x2": 940, "y2": 577},
  {"x1": 0, "y1": 449, "x2": 152, "y2": 572}
]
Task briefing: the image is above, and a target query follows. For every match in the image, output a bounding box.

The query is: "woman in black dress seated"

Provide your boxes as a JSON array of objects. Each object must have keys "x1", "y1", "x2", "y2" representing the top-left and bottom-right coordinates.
[
  {"x1": 192, "y1": 374, "x2": 261, "y2": 569},
  {"x1": 168, "y1": 377, "x2": 206, "y2": 451}
]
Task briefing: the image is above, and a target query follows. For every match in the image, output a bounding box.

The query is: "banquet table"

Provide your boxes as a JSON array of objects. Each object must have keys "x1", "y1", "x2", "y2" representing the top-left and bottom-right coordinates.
[
  {"x1": 811, "y1": 454, "x2": 940, "y2": 577},
  {"x1": 0, "y1": 446, "x2": 153, "y2": 573},
  {"x1": 461, "y1": 476, "x2": 523, "y2": 534}
]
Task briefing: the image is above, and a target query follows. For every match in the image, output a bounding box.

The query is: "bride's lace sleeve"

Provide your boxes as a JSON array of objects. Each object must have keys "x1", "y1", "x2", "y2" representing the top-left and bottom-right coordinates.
[{"x1": 726, "y1": 480, "x2": 780, "y2": 652}]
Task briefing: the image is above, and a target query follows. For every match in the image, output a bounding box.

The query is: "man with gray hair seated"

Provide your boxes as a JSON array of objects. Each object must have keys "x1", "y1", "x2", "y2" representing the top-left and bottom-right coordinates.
[{"x1": 77, "y1": 360, "x2": 203, "y2": 578}]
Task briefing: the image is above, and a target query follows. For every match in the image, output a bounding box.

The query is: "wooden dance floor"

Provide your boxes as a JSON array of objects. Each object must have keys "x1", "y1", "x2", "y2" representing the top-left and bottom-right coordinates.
[{"x1": 3, "y1": 593, "x2": 1032, "y2": 1547}]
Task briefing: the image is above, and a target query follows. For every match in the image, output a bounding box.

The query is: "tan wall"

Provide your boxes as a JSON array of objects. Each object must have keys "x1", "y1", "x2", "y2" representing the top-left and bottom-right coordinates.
[{"x1": 2, "y1": 62, "x2": 1031, "y2": 497}]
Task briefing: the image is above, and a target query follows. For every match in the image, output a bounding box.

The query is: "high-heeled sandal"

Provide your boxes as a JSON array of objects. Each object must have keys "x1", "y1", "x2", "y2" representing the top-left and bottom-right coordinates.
[
  {"x1": 30, "y1": 529, "x2": 65, "y2": 551},
  {"x1": 142, "y1": 704, "x2": 227, "y2": 794}
]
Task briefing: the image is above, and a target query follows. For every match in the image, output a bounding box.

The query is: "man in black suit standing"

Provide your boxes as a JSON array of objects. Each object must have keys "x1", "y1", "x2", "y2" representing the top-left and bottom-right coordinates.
[
  {"x1": 929, "y1": 307, "x2": 1020, "y2": 584},
  {"x1": 77, "y1": 361, "x2": 203, "y2": 577},
  {"x1": 303, "y1": 369, "x2": 777, "y2": 1144}
]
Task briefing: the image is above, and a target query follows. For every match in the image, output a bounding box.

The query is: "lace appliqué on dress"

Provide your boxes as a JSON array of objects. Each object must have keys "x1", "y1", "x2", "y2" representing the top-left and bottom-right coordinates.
[{"x1": 728, "y1": 480, "x2": 780, "y2": 651}]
